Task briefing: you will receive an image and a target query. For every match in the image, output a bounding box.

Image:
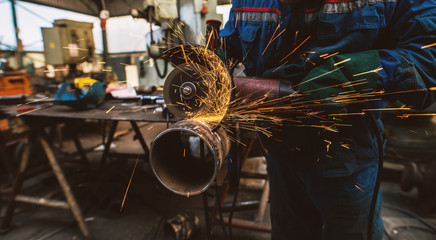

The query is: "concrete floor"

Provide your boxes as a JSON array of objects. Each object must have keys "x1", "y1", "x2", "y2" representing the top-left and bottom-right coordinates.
[{"x1": 1, "y1": 121, "x2": 436, "y2": 240}]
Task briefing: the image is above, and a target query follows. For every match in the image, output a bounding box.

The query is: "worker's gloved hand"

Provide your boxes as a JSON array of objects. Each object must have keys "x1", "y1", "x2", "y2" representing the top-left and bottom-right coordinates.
[{"x1": 297, "y1": 50, "x2": 380, "y2": 113}]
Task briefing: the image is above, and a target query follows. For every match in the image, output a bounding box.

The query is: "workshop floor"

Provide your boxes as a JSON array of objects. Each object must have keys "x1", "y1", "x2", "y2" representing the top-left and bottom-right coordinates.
[{"x1": 1, "y1": 121, "x2": 436, "y2": 240}]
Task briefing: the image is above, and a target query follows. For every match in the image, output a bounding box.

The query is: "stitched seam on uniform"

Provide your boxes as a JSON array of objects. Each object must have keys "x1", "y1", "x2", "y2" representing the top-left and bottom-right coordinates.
[
  {"x1": 305, "y1": 0, "x2": 397, "y2": 22},
  {"x1": 322, "y1": 0, "x2": 397, "y2": 14},
  {"x1": 236, "y1": 12, "x2": 280, "y2": 24}
]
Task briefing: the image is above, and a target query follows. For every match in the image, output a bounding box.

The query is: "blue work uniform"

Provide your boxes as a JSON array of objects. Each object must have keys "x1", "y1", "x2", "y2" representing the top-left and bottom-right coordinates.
[{"x1": 220, "y1": 0, "x2": 436, "y2": 239}]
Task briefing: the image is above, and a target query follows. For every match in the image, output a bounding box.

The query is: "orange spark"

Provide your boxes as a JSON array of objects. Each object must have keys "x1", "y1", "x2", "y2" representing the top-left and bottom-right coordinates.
[
  {"x1": 280, "y1": 36, "x2": 311, "y2": 62},
  {"x1": 106, "y1": 106, "x2": 115, "y2": 114},
  {"x1": 421, "y1": 43, "x2": 436, "y2": 49},
  {"x1": 334, "y1": 58, "x2": 351, "y2": 66},
  {"x1": 353, "y1": 67, "x2": 383, "y2": 77},
  {"x1": 355, "y1": 184, "x2": 364, "y2": 192},
  {"x1": 322, "y1": 52, "x2": 339, "y2": 59},
  {"x1": 120, "y1": 156, "x2": 140, "y2": 212}
]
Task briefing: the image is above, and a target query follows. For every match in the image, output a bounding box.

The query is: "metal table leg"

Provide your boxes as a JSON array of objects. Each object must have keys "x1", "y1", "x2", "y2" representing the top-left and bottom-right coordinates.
[
  {"x1": 100, "y1": 120, "x2": 118, "y2": 165},
  {"x1": 130, "y1": 121, "x2": 149, "y2": 159},
  {"x1": 1, "y1": 139, "x2": 32, "y2": 232},
  {"x1": 1, "y1": 131, "x2": 94, "y2": 240},
  {"x1": 39, "y1": 137, "x2": 93, "y2": 240},
  {"x1": 0, "y1": 133, "x2": 15, "y2": 179}
]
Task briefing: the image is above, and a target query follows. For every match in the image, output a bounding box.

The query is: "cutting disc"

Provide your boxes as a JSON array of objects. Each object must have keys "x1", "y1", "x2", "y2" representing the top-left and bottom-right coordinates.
[
  {"x1": 163, "y1": 63, "x2": 216, "y2": 119},
  {"x1": 162, "y1": 45, "x2": 232, "y2": 127}
]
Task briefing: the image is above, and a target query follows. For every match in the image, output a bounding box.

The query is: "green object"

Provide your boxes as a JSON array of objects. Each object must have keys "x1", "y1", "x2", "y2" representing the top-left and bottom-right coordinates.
[
  {"x1": 297, "y1": 50, "x2": 380, "y2": 111},
  {"x1": 216, "y1": 49, "x2": 226, "y2": 62}
]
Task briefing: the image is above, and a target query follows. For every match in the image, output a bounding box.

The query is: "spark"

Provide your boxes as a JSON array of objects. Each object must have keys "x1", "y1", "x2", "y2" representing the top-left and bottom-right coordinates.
[
  {"x1": 98, "y1": 62, "x2": 106, "y2": 64},
  {"x1": 106, "y1": 106, "x2": 115, "y2": 113},
  {"x1": 341, "y1": 144, "x2": 350, "y2": 149},
  {"x1": 398, "y1": 113, "x2": 436, "y2": 118},
  {"x1": 272, "y1": 60, "x2": 288, "y2": 72},
  {"x1": 322, "y1": 52, "x2": 339, "y2": 59},
  {"x1": 362, "y1": 107, "x2": 411, "y2": 111},
  {"x1": 280, "y1": 35, "x2": 311, "y2": 62},
  {"x1": 421, "y1": 43, "x2": 436, "y2": 49},
  {"x1": 334, "y1": 58, "x2": 351, "y2": 66},
  {"x1": 355, "y1": 184, "x2": 364, "y2": 192},
  {"x1": 187, "y1": 192, "x2": 190, "y2": 198},
  {"x1": 147, "y1": 126, "x2": 154, "y2": 130},
  {"x1": 262, "y1": 23, "x2": 284, "y2": 55},
  {"x1": 181, "y1": 45, "x2": 188, "y2": 64},
  {"x1": 328, "y1": 112, "x2": 365, "y2": 116},
  {"x1": 17, "y1": 97, "x2": 49, "y2": 106},
  {"x1": 295, "y1": 66, "x2": 343, "y2": 88},
  {"x1": 120, "y1": 155, "x2": 140, "y2": 212},
  {"x1": 353, "y1": 67, "x2": 383, "y2": 77},
  {"x1": 324, "y1": 140, "x2": 332, "y2": 152}
]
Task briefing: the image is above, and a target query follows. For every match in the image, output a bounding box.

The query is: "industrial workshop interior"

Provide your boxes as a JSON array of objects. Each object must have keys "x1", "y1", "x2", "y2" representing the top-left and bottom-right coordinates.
[{"x1": 1, "y1": 0, "x2": 436, "y2": 240}]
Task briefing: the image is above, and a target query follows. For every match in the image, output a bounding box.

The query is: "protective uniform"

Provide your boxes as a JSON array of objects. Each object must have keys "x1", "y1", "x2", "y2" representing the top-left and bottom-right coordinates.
[{"x1": 220, "y1": 0, "x2": 436, "y2": 239}]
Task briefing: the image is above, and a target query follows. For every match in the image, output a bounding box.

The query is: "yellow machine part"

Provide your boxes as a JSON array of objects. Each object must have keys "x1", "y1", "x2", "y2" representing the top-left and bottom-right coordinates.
[{"x1": 74, "y1": 78, "x2": 99, "y2": 89}]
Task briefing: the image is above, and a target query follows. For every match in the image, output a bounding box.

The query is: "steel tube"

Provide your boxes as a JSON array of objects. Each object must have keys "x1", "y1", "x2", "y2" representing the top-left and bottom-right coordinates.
[{"x1": 150, "y1": 120, "x2": 230, "y2": 196}]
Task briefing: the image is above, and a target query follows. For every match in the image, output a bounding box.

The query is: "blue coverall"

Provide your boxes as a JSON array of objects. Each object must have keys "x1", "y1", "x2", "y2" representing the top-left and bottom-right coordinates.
[{"x1": 220, "y1": 0, "x2": 436, "y2": 239}]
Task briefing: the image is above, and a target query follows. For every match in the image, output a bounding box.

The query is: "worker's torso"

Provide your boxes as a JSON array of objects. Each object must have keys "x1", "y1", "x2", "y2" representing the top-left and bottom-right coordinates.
[{"x1": 220, "y1": 0, "x2": 402, "y2": 177}]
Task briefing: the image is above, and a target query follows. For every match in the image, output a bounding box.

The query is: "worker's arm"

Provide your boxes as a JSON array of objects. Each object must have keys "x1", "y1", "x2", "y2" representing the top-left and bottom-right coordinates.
[
  {"x1": 296, "y1": 0, "x2": 436, "y2": 112},
  {"x1": 377, "y1": 0, "x2": 436, "y2": 110},
  {"x1": 218, "y1": 5, "x2": 243, "y2": 64}
]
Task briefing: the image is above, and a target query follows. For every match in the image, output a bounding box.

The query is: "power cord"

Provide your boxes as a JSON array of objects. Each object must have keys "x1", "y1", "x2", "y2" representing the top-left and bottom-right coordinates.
[{"x1": 368, "y1": 112, "x2": 384, "y2": 240}]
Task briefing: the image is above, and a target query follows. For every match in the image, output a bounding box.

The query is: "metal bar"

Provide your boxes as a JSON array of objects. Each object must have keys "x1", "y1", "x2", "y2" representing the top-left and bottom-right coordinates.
[
  {"x1": 9, "y1": 0, "x2": 22, "y2": 68},
  {"x1": 101, "y1": 26, "x2": 108, "y2": 65},
  {"x1": 255, "y1": 180, "x2": 269, "y2": 222},
  {"x1": 73, "y1": 133, "x2": 91, "y2": 168},
  {"x1": 130, "y1": 121, "x2": 150, "y2": 160},
  {"x1": 220, "y1": 200, "x2": 260, "y2": 212},
  {"x1": 239, "y1": 172, "x2": 267, "y2": 179},
  {"x1": 39, "y1": 136, "x2": 94, "y2": 240},
  {"x1": 221, "y1": 218, "x2": 271, "y2": 232},
  {"x1": 15, "y1": 195, "x2": 70, "y2": 209},
  {"x1": 1, "y1": 140, "x2": 32, "y2": 231},
  {"x1": 100, "y1": 120, "x2": 118, "y2": 165}
]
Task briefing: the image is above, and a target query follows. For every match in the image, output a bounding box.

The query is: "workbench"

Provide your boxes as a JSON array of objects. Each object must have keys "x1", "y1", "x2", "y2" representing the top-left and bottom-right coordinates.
[{"x1": 0, "y1": 100, "x2": 178, "y2": 240}]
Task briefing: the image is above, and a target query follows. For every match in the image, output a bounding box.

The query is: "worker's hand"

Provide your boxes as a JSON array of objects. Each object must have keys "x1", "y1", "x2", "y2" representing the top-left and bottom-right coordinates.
[{"x1": 296, "y1": 50, "x2": 380, "y2": 113}]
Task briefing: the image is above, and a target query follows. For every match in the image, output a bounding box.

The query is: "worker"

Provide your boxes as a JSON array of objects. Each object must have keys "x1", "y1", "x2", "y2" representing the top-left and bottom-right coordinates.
[{"x1": 219, "y1": 0, "x2": 436, "y2": 239}]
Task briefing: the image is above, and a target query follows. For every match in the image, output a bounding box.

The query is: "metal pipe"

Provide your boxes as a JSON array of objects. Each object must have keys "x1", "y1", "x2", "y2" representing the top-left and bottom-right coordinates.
[
  {"x1": 9, "y1": 0, "x2": 22, "y2": 68},
  {"x1": 255, "y1": 180, "x2": 270, "y2": 222},
  {"x1": 150, "y1": 120, "x2": 230, "y2": 196},
  {"x1": 15, "y1": 195, "x2": 70, "y2": 209},
  {"x1": 221, "y1": 218, "x2": 271, "y2": 232}
]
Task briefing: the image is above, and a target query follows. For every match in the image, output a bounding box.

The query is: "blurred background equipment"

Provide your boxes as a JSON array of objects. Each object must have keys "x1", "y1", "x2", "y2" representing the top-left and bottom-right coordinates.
[
  {"x1": 0, "y1": 58, "x2": 32, "y2": 102},
  {"x1": 42, "y1": 20, "x2": 95, "y2": 66}
]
